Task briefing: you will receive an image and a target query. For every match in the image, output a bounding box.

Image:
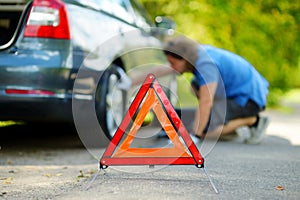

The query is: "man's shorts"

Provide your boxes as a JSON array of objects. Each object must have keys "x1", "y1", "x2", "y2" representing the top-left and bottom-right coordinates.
[{"x1": 204, "y1": 98, "x2": 263, "y2": 133}]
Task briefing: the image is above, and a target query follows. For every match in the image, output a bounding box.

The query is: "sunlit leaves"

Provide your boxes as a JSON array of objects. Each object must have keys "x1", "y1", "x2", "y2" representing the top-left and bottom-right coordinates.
[{"x1": 140, "y1": 0, "x2": 300, "y2": 95}]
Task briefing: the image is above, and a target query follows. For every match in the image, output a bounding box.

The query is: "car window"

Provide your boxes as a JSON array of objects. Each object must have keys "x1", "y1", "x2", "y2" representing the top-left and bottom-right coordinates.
[
  {"x1": 94, "y1": 0, "x2": 135, "y2": 24},
  {"x1": 129, "y1": 0, "x2": 153, "y2": 29},
  {"x1": 71, "y1": 0, "x2": 135, "y2": 24}
]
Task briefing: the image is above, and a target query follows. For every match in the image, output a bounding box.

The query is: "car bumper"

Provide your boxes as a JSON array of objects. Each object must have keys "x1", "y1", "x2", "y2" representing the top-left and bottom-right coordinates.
[{"x1": 0, "y1": 96, "x2": 73, "y2": 123}]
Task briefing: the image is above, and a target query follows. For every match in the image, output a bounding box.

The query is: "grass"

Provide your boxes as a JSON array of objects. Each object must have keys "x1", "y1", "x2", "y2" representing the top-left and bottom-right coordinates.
[
  {"x1": 176, "y1": 73, "x2": 198, "y2": 108},
  {"x1": 271, "y1": 88, "x2": 300, "y2": 114},
  {"x1": 0, "y1": 120, "x2": 23, "y2": 128},
  {"x1": 283, "y1": 89, "x2": 300, "y2": 104}
]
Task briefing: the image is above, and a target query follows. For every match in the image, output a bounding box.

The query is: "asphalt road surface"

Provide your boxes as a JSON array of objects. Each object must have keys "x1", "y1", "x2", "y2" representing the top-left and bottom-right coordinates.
[{"x1": 0, "y1": 103, "x2": 299, "y2": 199}]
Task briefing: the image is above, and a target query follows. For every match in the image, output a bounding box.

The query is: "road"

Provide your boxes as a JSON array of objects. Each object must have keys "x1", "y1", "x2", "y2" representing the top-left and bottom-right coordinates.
[{"x1": 0, "y1": 103, "x2": 299, "y2": 199}]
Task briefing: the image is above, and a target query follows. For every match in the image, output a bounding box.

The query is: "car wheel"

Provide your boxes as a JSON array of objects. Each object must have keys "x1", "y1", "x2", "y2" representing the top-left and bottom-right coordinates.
[{"x1": 95, "y1": 66, "x2": 126, "y2": 140}]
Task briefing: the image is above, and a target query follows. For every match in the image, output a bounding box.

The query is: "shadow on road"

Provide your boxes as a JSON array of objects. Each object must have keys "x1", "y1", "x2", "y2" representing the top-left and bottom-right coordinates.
[{"x1": 0, "y1": 123, "x2": 83, "y2": 150}]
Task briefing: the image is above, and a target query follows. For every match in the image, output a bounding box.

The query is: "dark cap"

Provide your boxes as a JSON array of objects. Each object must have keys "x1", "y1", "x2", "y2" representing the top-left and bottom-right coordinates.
[{"x1": 163, "y1": 35, "x2": 199, "y2": 66}]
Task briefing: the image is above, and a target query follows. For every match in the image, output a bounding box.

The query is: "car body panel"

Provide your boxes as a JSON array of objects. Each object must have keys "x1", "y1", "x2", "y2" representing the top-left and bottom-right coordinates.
[{"x1": 0, "y1": 0, "x2": 172, "y2": 124}]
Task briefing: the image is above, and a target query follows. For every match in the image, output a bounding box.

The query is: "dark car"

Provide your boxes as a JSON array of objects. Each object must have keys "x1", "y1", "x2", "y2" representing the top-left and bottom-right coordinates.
[{"x1": 0, "y1": 0, "x2": 176, "y2": 140}]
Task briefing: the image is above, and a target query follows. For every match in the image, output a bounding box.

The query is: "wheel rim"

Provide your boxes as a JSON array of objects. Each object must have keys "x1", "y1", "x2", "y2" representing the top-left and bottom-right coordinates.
[{"x1": 106, "y1": 74, "x2": 124, "y2": 138}]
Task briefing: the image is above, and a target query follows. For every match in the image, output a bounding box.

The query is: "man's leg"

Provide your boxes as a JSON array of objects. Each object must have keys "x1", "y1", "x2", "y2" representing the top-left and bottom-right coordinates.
[
  {"x1": 204, "y1": 116, "x2": 256, "y2": 139},
  {"x1": 204, "y1": 99, "x2": 266, "y2": 140}
]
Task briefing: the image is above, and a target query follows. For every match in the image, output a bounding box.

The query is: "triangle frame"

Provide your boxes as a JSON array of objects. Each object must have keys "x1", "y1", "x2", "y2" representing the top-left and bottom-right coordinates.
[
  {"x1": 100, "y1": 74, "x2": 204, "y2": 167},
  {"x1": 113, "y1": 88, "x2": 190, "y2": 158}
]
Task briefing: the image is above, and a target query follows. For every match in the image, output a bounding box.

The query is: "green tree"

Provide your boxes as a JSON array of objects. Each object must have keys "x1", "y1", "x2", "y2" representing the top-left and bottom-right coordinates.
[{"x1": 140, "y1": 0, "x2": 300, "y2": 105}]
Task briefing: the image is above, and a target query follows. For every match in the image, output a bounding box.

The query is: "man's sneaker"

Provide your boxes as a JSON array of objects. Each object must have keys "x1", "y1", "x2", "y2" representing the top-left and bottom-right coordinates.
[
  {"x1": 245, "y1": 116, "x2": 270, "y2": 144},
  {"x1": 156, "y1": 129, "x2": 202, "y2": 144},
  {"x1": 189, "y1": 134, "x2": 201, "y2": 143},
  {"x1": 156, "y1": 129, "x2": 168, "y2": 139}
]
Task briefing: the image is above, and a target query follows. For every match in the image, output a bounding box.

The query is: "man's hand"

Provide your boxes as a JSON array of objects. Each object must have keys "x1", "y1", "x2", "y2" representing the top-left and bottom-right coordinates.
[{"x1": 116, "y1": 67, "x2": 132, "y2": 91}]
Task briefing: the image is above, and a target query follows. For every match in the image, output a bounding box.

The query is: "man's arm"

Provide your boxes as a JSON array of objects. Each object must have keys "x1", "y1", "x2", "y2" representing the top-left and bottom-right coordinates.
[{"x1": 194, "y1": 82, "x2": 217, "y2": 137}]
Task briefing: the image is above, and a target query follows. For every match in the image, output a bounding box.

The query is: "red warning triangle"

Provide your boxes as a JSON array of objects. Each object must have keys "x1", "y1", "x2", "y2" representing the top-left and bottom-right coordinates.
[{"x1": 100, "y1": 74, "x2": 204, "y2": 167}]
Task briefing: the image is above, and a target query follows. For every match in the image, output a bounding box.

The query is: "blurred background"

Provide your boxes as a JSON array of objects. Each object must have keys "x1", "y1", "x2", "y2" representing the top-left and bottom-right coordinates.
[
  {"x1": 141, "y1": 0, "x2": 300, "y2": 109},
  {"x1": 0, "y1": 0, "x2": 299, "y2": 129}
]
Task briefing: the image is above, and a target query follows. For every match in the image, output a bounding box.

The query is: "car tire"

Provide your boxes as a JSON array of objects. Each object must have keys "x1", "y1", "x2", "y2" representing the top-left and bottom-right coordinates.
[{"x1": 95, "y1": 65, "x2": 126, "y2": 140}]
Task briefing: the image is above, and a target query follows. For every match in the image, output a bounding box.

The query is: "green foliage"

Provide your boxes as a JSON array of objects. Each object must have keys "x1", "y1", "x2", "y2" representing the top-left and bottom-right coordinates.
[
  {"x1": 140, "y1": 0, "x2": 300, "y2": 105},
  {"x1": 176, "y1": 72, "x2": 198, "y2": 107},
  {"x1": 0, "y1": 120, "x2": 23, "y2": 127}
]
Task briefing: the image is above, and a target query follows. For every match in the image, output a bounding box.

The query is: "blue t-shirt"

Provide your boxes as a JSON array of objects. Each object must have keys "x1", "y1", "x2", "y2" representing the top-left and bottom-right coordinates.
[{"x1": 193, "y1": 45, "x2": 269, "y2": 108}]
